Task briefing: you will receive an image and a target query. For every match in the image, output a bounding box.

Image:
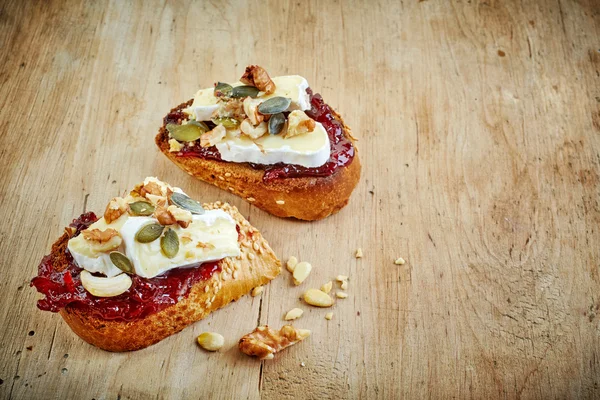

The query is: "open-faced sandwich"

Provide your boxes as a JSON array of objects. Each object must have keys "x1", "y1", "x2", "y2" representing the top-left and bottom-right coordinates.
[
  {"x1": 156, "y1": 65, "x2": 361, "y2": 221},
  {"x1": 31, "y1": 177, "x2": 281, "y2": 352}
]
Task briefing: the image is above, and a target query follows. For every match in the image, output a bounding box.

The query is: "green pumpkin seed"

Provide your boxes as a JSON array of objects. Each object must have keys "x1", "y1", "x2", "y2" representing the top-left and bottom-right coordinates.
[
  {"x1": 161, "y1": 228, "x2": 179, "y2": 259},
  {"x1": 187, "y1": 120, "x2": 210, "y2": 130},
  {"x1": 135, "y1": 223, "x2": 164, "y2": 243},
  {"x1": 166, "y1": 122, "x2": 206, "y2": 142},
  {"x1": 129, "y1": 201, "x2": 155, "y2": 216},
  {"x1": 268, "y1": 113, "x2": 287, "y2": 135},
  {"x1": 211, "y1": 117, "x2": 240, "y2": 129},
  {"x1": 171, "y1": 192, "x2": 205, "y2": 215},
  {"x1": 214, "y1": 82, "x2": 233, "y2": 97},
  {"x1": 109, "y1": 251, "x2": 134, "y2": 274},
  {"x1": 230, "y1": 85, "x2": 260, "y2": 98},
  {"x1": 258, "y1": 97, "x2": 292, "y2": 115}
]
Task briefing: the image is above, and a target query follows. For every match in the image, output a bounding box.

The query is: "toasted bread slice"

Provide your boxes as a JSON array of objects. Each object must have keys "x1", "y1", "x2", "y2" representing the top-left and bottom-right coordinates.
[
  {"x1": 43, "y1": 202, "x2": 280, "y2": 352},
  {"x1": 156, "y1": 101, "x2": 361, "y2": 221}
]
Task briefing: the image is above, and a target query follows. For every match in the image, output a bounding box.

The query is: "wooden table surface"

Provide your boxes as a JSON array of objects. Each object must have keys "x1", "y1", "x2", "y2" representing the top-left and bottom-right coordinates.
[{"x1": 1, "y1": 0, "x2": 599, "y2": 398}]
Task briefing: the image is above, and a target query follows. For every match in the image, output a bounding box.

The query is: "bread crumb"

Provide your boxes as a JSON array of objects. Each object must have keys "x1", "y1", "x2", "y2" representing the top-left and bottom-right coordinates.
[
  {"x1": 276, "y1": 200, "x2": 285, "y2": 205},
  {"x1": 325, "y1": 312, "x2": 333, "y2": 320},
  {"x1": 394, "y1": 257, "x2": 406, "y2": 265},
  {"x1": 355, "y1": 248, "x2": 363, "y2": 258}
]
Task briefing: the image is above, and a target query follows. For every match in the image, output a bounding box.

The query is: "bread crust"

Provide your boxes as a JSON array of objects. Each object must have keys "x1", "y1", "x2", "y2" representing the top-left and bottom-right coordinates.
[
  {"x1": 56, "y1": 202, "x2": 281, "y2": 352},
  {"x1": 156, "y1": 100, "x2": 361, "y2": 221}
]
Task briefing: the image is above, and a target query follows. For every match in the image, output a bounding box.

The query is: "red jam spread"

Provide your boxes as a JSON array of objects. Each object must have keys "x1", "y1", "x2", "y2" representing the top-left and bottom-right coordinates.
[
  {"x1": 170, "y1": 89, "x2": 355, "y2": 182},
  {"x1": 31, "y1": 212, "x2": 221, "y2": 322}
]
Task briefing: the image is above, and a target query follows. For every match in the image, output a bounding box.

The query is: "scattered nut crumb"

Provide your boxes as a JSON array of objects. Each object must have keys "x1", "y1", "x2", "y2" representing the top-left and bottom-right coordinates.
[
  {"x1": 276, "y1": 200, "x2": 285, "y2": 205},
  {"x1": 336, "y1": 275, "x2": 349, "y2": 282},
  {"x1": 251, "y1": 286, "x2": 264, "y2": 297},
  {"x1": 341, "y1": 281, "x2": 348, "y2": 290},
  {"x1": 355, "y1": 248, "x2": 363, "y2": 258},
  {"x1": 286, "y1": 256, "x2": 298, "y2": 273},
  {"x1": 293, "y1": 262, "x2": 312, "y2": 285},
  {"x1": 325, "y1": 312, "x2": 333, "y2": 320},
  {"x1": 239, "y1": 325, "x2": 310, "y2": 360},
  {"x1": 394, "y1": 257, "x2": 406, "y2": 265},
  {"x1": 300, "y1": 362, "x2": 306, "y2": 367},
  {"x1": 304, "y1": 289, "x2": 334, "y2": 307},
  {"x1": 336, "y1": 292, "x2": 348, "y2": 299},
  {"x1": 284, "y1": 308, "x2": 304, "y2": 320},
  {"x1": 320, "y1": 281, "x2": 333, "y2": 294},
  {"x1": 197, "y1": 332, "x2": 225, "y2": 352}
]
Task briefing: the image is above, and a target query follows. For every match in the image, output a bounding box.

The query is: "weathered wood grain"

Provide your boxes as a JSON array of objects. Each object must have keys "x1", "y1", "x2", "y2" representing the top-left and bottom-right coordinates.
[{"x1": 0, "y1": 0, "x2": 599, "y2": 398}]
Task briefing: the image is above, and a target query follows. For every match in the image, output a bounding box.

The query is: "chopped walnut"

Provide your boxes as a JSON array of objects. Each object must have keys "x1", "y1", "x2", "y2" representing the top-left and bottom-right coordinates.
[
  {"x1": 243, "y1": 97, "x2": 264, "y2": 125},
  {"x1": 284, "y1": 110, "x2": 316, "y2": 139},
  {"x1": 201, "y1": 124, "x2": 226, "y2": 147},
  {"x1": 167, "y1": 205, "x2": 192, "y2": 228},
  {"x1": 240, "y1": 65, "x2": 276, "y2": 94},
  {"x1": 140, "y1": 181, "x2": 163, "y2": 197},
  {"x1": 104, "y1": 197, "x2": 129, "y2": 224},
  {"x1": 240, "y1": 119, "x2": 267, "y2": 139},
  {"x1": 82, "y1": 228, "x2": 120, "y2": 243},
  {"x1": 154, "y1": 205, "x2": 176, "y2": 225},
  {"x1": 82, "y1": 228, "x2": 122, "y2": 253},
  {"x1": 239, "y1": 325, "x2": 311, "y2": 360}
]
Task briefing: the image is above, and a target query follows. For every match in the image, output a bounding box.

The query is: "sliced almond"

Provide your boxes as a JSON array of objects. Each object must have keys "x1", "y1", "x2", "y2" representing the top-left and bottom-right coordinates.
[
  {"x1": 286, "y1": 256, "x2": 298, "y2": 273},
  {"x1": 284, "y1": 308, "x2": 303, "y2": 321},
  {"x1": 325, "y1": 312, "x2": 333, "y2": 320},
  {"x1": 292, "y1": 261, "x2": 312, "y2": 285},
  {"x1": 341, "y1": 281, "x2": 348, "y2": 290},
  {"x1": 394, "y1": 257, "x2": 406, "y2": 265},
  {"x1": 320, "y1": 281, "x2": 333, "y2": 294},
  {"x1": 336, "y1": 275, "x2": 349, "y2": 282},
  {"x1": 336, "y1": 292, "x2": 348, "y2": 299},
  {"x1": 303, "y1": 289, "x2": 334, "y2": 307}
]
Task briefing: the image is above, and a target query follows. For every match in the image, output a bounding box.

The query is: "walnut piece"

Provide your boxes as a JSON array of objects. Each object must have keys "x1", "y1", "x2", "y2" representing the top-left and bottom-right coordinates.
[
  {"x1": 154, "y1": 205, "x2": 176, "y2": 225},
  {"x1": 240, "y1": 65, "x2": 276, "y2": 94},
  {"x1": 82, "y1": 228, "x2": 122, "y2": 253},
  {"x1": 201, "y1": 124, "x2": 226, "y2": 148},
  {"x1": 242, "y1": 97, "x2": 264, "y2": 125},
  {"x1": 284, "y1": 110, "x2": 316, "y2": 139},
  {"x1": 104, "y1": 197, "x2": 129, "y2": 224},
  {"x1": 167, "y1": 205, "x2": 192, "y2": 228},
  {"x1": 239, "y1": 325, "x2": 310, "y2": 360},
  {"x1": 140, "y1": 181, "x2": 163, "y2": 197}
]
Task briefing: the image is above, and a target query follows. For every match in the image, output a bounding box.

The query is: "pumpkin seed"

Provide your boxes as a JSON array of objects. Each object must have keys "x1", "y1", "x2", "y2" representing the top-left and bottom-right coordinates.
[
  {"x1": 109, "y1": 251, "x2": 134, "y2": 274},
  {"x1": 268, "y1": 113, "x2": 286, "y2": 135},
  {"x1": 135, "y1": 223, "x2": 164, "y2": 243},
  {"x1": 187, "y1": 120, "x2": 210, "y2": 130},
  {"x1": 230, "y1": 85, "x2": 260, "y2": 98},
  {"x1": 129, "y1": 201, "x2": 155, "y2": 216},
  {"x1": 161, "y1": 228, "x2": 179, "y2": 258},
  {"x1": 211, "y1": 117, "x2": 240, "y2": 129},
  {"x1": 166, "y1": 122, "x2": 206, "y2": 142},
  {"x1": 170, "y1": 192, "x2": 205, "y2": 214},
  {"x1": 258, "y1": 97, "x2": 292, "y2": 115},
  {"x1": 214, "y1": 82, "x2": 233, "y2": 97}
]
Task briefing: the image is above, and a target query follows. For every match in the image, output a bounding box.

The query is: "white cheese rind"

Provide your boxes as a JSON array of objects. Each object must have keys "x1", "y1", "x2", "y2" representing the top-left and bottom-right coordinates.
[{"x1": 216, "y1": 122, "x2": 330, "y2": 168}]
